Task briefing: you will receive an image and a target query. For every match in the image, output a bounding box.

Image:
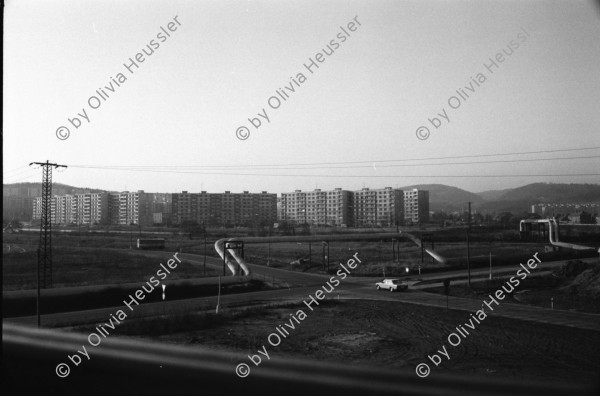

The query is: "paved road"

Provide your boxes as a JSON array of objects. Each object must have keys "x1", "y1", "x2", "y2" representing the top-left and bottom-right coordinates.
[
  {"x1": 405, "y1": 257, "x2": 598, "y2": 283},
  {"x1": 5, "y1": 251, "x2": 599, "y2": 332},
  {"x1": 341, "y1": 286, "x2": 600, "y2": 331},
  {"x1": 5, "y1": 285, "x2": 320, "y2": 327}
]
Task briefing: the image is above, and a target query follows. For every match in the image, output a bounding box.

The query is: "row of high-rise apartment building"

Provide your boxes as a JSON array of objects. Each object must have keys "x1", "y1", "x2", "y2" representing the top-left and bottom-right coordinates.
[
  {"x1": 171, "y1": 191, "x2": 277, "y2": 226},
  {"x1": 281, "y1": 188, "x2": 355, "y2": 226},
  {"x1": 280, "y1": 187, "x2": 429, "y2": 227},
  {"x1": 4, "y1": 184, "x2": 85, "y2": 222},
  {"x1": 32, "y1": 191, "x2": 172, "y2": 226},
  {"x1": 403, "y1": 189, "x2": 430, "y2": 224},
  {"x1": 31, "y1": 187, "x2": 425, "y2": 228},
  {"x1": 33, "y1": 192, "x2": 110, "y2": 225},
  {"x1": 108, "y1": 191, "x2": 171, "y2": 226}
]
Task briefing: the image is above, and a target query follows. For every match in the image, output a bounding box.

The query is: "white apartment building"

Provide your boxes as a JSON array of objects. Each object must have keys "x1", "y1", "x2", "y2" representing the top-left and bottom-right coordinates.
[
  {"x1": 34, "y1": 192, "x2": 109, "y2": 225},
  {"x1": 353, "y1": 187, "x2": 404, "y2": 227},
  {"x1": 281, "y1": 187, "x2": 404, "y2": 227},
  {"x1": 404, "y1": 189, "x2": 429, "y2": 224}
]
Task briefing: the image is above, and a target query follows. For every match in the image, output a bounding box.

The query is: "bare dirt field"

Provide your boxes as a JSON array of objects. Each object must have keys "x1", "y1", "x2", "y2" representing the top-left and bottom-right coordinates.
[
  {"x1": 107, "y1": 299, "x2": 600, "y2": 388},
  {"x1": 2, "y1": 247, "x2": 219, "y2": 290},
  {"x1": 424, "y1": 260, "x2": 600, "y2": 314}
]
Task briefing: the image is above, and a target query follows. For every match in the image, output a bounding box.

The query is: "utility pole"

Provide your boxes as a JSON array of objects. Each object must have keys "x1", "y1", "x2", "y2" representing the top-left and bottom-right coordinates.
[
  {"x1": 126, "y1": 196, "x2": 132, "y2": 249},
  {"x1": 216, "y1": 275, "x2": 221, "y2": 314},
  {"x1": 77, "y1": 209, "x2": 81, "y2": 247},
  {"x1": 267, "y1": 227, "x2": 271, "y2": 267},
  {"x1": 327, "y1": 241, "x2": 330, "y2": 271},
  {"x1": 30, "y1": 160, "x2": 67, "y2": 327},
  {"x1": 322, "y1": 241, "x2": 326, "y2": 272},
  {"x1": 467, "y1": 201, "x2": 472, "y2": 289},
  {"x1": 267, "y1": 239, "x2": 271, "y2": 266},
  {"x1": 223, "y1": 244, "x2": 226, "y2": 276},
  {"x1": 321, "y1": 241, "x2": 329, "y2": 272}
]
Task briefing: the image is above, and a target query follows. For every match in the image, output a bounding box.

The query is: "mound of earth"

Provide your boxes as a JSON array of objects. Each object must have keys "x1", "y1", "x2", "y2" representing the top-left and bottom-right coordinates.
[
  {"x1": 561, "y1": 265, "x2": 600, "y2": 298},
  {"x1": 554, "y1": 260, "x2": 589, "y2": 278}
]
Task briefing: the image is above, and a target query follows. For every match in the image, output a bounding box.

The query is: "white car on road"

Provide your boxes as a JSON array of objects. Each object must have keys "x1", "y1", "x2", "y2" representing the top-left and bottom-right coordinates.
[{"x1": 375, "y1": 278, "x2": 407, "y2": 292}]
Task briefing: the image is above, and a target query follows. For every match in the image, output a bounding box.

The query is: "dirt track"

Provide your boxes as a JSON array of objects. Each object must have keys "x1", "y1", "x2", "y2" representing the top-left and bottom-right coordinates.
[{"x1": 133, "y1": 299, "x2": 600, "y2": 387}]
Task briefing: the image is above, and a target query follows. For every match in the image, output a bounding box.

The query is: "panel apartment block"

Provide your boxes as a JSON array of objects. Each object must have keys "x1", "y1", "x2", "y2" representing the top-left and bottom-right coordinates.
[
  {"x1": 280, "y1": 187, "x2": 422, "y2": 227},
  {"x1": 280, "y1": 190, "x2": 307, "y2": 224},
  {"x1": 280, "y1": 188, "x2": 354, "y2": 226},
  {"x1": 33, "y1": 190, "x2": 169, "y2": 226},
  {"x1": 171, "y1": 191, "x2": 277, "y2": 226},
  {"x1": 353, "y1": 187, "x2": 404, "y2": 227},
  {"x1": 403, "y1": 188, "x2": 429, "y2": 224},
  {"x1": 33, "y1": 192, "x2": 109, "y2": 225},
  {"x1": 5, "y1": 184, "x2": 73, "y2": 222},
  {"x1": 326, "y1": 188, "x2": 353, "y2": 226}
]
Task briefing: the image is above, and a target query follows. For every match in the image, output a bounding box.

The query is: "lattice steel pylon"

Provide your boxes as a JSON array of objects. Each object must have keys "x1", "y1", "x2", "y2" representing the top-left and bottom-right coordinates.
[{"x1": 30, "y1": 161, "x2": 67, "y2": 288}]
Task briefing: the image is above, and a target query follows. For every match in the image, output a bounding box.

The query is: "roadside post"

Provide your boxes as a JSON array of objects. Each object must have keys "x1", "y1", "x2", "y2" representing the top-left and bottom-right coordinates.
[
  {"x1": 216, "y1": 275, "x2": 221, "y2": 314},
  {"x1": 162, "y1": 284, "x2": 166, "y2": 316},
  {"x1": 443, "y1": 279, "x2": 450, "y2": 310}
]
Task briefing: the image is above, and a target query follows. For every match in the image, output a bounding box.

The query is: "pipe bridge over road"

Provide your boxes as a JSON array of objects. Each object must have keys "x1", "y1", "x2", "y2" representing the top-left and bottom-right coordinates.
[
  {"x1": 519, "y1": 218, "x2": 596, "y2": 251},
  {"x1": 215, "y1": 232, "x2": 447, "y2": 276}
]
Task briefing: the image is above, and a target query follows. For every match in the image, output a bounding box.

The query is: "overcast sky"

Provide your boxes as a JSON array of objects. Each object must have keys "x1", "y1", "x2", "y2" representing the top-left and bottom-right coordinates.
[{"x1": 4, "y1": 0, "x2": 600, "y2": 194}]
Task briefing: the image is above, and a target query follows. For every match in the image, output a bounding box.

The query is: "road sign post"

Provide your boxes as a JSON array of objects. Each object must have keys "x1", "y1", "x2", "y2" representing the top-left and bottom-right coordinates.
[
  {"x1": 162, "y1": 284, "x2": 166, "y2": 316},
  {"x1": 443, "y1": 279, "x2": 450, "y2": 310},
  {"x1": 216, "y1": 275, "x2": 221, "y2": 314}
]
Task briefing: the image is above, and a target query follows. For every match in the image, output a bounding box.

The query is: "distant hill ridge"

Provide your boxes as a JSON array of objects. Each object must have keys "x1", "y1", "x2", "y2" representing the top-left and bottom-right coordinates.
[
  {"x1": 485, "y1": 183, "x2": 600, "y2": 203},
  {"x1": 476, "y1": 183, "x2": 600, "y2": 213},
  {"x1": 3, "y1": 182, "x2": 115, "y2": 195},
  {"x1": 400, "y1": 184, "x2": 483, "y2": 212},
  {"x1": 4, "y1": 182, "x2": 599, "y2": 214},
  {"x1": 397, "y1": 183, "x2": 599, "y2": 213}
]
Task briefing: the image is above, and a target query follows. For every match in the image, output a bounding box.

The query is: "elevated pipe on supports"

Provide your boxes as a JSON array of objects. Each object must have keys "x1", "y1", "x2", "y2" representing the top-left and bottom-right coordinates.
[
  {"x1": 214, "y1": 239, "x2": 251, "y2": 276},
  {"x1": 519, "y1": 218, "x2": 594, "y2": 251},
  {"x1": 214, "y1": 232, "x2": 448, "y2": 276}
]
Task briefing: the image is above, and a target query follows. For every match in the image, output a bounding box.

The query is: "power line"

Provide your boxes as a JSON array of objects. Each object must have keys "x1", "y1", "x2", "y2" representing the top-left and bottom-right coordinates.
[
  {"x1": 3, "y1": 165, "x2": 32, "y2": 176},
  {"x1": 70, "y1": 154, "x2": 600, "y2": 172},
  {"x1": 4, "y1": 173, "x2": 41, "y2": 183},
  {"x1": 64, "y1": 166, "x2": 600, "y2": 178},
  {"x1": 70, "y1": 146, "x2": 600, "y2": 170}
]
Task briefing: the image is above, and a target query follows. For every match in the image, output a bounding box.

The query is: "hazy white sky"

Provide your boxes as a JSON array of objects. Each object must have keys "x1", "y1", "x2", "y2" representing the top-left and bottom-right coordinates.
[{"x1": 4, "y1": 0, "x2": 600, "y2": 194}]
